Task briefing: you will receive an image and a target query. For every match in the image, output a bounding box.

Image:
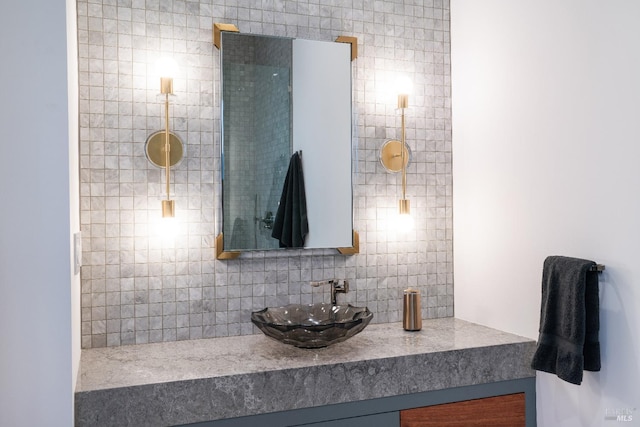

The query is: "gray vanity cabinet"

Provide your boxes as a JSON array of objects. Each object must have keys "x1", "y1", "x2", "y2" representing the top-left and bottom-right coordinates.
[
  {"x1": 294, "y1": 412, "x2": 399, "y2": 427},
  {"x1": 186, "y1": 378, "x2": 535, "y2": 427}
]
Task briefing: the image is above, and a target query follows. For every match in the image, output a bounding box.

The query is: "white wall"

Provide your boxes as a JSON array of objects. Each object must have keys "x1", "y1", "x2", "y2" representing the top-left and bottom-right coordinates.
[
  {"x1": 67, "y1": 0, "x2": 81, "y2": 397},
  {"x1": 0, "y1": 0, "x2": 79, "y2": 425},
  {"x1": 452, "y1": 1, "x2": 640, "y2": 425}
]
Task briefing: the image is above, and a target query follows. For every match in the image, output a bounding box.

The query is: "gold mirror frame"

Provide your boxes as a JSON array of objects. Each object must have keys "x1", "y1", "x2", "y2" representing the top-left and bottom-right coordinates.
[{"x1": 216, "y1": 231, "x2": 359, "y2": 259}]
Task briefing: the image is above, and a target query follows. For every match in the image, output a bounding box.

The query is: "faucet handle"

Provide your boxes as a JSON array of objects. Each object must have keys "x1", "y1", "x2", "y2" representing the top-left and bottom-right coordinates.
[
  {"x1": 334, "y1": 279, "x2": 349, "y2": 292},
  {"x1": 331, "y1": 280, "x2": 349, "y2": 305},
  {"x1": 310, "y1": 279, "x2": 349, "y2": 305},
  {"x1": 310, "y1": 279, "x2": 333, "y2": 287}
]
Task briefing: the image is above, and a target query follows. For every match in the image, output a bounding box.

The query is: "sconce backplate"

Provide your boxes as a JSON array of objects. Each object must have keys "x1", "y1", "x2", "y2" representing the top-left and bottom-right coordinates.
[
  {"x1": 145, "y1": 130, "x2": 185, "y2": 168},
  {"x1": 380, "y1": 139, "x2": 411, "y2": 173}
]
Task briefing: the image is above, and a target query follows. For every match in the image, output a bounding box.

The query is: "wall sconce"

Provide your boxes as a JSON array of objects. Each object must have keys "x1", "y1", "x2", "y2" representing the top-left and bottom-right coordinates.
[
  {"x1": 380, "y1": 77, "x2": 413, "y2": 229},
  {"x1": 145, "y1": 57, "x2": 184, "y2": 218}
]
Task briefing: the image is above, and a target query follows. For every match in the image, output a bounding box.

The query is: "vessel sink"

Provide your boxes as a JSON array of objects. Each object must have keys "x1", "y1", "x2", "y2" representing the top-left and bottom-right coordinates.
[{"x1": 251, "y1": 303, "x2": 373, "y2": 348}]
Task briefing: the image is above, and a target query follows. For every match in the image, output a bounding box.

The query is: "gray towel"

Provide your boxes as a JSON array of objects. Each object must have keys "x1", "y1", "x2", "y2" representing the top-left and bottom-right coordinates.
[
  {"x1": 531, "y1": 256, "x2": 601, "y2": 385},
  {"x1": 271, "y1": 152, "x2": 308, "y2": 248}
]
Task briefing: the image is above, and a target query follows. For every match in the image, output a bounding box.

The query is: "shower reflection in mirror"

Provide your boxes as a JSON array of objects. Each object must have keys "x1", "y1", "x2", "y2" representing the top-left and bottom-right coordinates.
[{"x1": 222, "y1": 34, "x2": 292, "y2": 251}]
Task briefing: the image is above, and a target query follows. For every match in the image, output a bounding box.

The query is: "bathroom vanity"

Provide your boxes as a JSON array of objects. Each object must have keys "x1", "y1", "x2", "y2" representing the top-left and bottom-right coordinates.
[{"x1": 75, "y1": 318, "x2": 536, "y2": 426}]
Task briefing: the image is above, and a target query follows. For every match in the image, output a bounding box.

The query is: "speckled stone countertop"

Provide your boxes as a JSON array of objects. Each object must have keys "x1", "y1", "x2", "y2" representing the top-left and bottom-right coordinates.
[{"x1": 75, "y1": 318, "x2": 536, "y2": 426}]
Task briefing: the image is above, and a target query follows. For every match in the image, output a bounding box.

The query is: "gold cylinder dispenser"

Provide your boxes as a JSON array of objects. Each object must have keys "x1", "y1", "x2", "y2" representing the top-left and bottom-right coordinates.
[{"x1": 403, "y1": 288, "x2": 422, "y2": 331}]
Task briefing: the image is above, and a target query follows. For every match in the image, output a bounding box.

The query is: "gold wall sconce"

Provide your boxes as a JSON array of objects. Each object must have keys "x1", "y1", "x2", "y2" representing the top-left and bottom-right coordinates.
[
  {"x1": 380, "y1": 82, "x2": 412, "y2": 226},
  {"x1": 145, "y1": 58, "x2": 184, "y2": 218}
]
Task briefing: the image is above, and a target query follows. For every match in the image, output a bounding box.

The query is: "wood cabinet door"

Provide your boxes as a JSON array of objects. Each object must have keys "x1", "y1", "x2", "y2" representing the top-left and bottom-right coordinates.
[{"x1": 400, "y1": 393, "x2": 525, "y2": 427}]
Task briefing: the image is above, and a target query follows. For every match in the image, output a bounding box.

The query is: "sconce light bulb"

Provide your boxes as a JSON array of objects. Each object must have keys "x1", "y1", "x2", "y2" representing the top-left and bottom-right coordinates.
[
  {"x1": 155, "y1": 214, "x2": 180, "y2": 242},
  {"x1": 156, "y1": 57, "x2": 178, "y2": 94},
  {"x1": 396, "y1": 199, "x2": 414, "y2": 232},
  {"x1": 156, "y1": 57, "x2": 178, "y2": 79},
  {"x1": 396, "y1": 213, "x2": 414, "y2": 233},
  {"x1": 396, "y1": 75, "x2": 412, "y2": 98}
]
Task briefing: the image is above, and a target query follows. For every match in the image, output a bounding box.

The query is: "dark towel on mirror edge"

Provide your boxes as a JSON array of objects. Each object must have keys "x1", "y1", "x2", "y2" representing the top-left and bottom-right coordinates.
[
  {"x1": 531, "y1": 256, "x2": 601, "y2": 385},
  {"x1": 271, "y1": 152, "x2": 308, "y2": 248}
]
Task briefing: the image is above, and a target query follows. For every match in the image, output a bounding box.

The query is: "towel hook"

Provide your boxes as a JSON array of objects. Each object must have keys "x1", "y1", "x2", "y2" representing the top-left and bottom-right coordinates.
[{"x1": 590, "y1": 264, "x2": 605, "y2": 273}]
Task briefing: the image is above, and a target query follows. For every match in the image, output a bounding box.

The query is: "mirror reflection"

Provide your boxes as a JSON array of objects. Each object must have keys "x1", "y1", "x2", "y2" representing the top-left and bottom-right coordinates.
[{"x1": 220, "y1": 32, "x2": 353, "y2": 252}]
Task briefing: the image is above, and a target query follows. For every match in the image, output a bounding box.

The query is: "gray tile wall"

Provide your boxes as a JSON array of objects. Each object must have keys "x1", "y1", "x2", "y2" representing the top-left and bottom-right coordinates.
[{"x1": 77, "y1": 0, "x2": 452, "y2": 348}]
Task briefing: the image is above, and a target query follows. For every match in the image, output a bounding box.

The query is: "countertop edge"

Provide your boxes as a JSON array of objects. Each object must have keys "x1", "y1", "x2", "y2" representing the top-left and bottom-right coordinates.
[{"x1": 75, "y1": 340, "x2": 536, "y2": 426}]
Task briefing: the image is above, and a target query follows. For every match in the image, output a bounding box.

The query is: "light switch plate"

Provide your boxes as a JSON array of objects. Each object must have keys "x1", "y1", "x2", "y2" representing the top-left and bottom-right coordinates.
[{"x1": 74, "y1": 232, "x2": 82, "y2": 275}]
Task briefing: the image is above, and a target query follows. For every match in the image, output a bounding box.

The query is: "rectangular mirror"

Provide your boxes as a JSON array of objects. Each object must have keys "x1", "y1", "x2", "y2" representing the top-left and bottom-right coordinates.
[{"x1": 220, "y1": 32, "x2": 354, "y2": 254}]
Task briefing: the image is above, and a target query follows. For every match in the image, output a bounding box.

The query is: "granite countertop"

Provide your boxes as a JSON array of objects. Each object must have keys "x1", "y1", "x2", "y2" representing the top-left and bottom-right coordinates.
[{"x1": 75, "y1": 318, "x2": 536, "y2": 426}]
